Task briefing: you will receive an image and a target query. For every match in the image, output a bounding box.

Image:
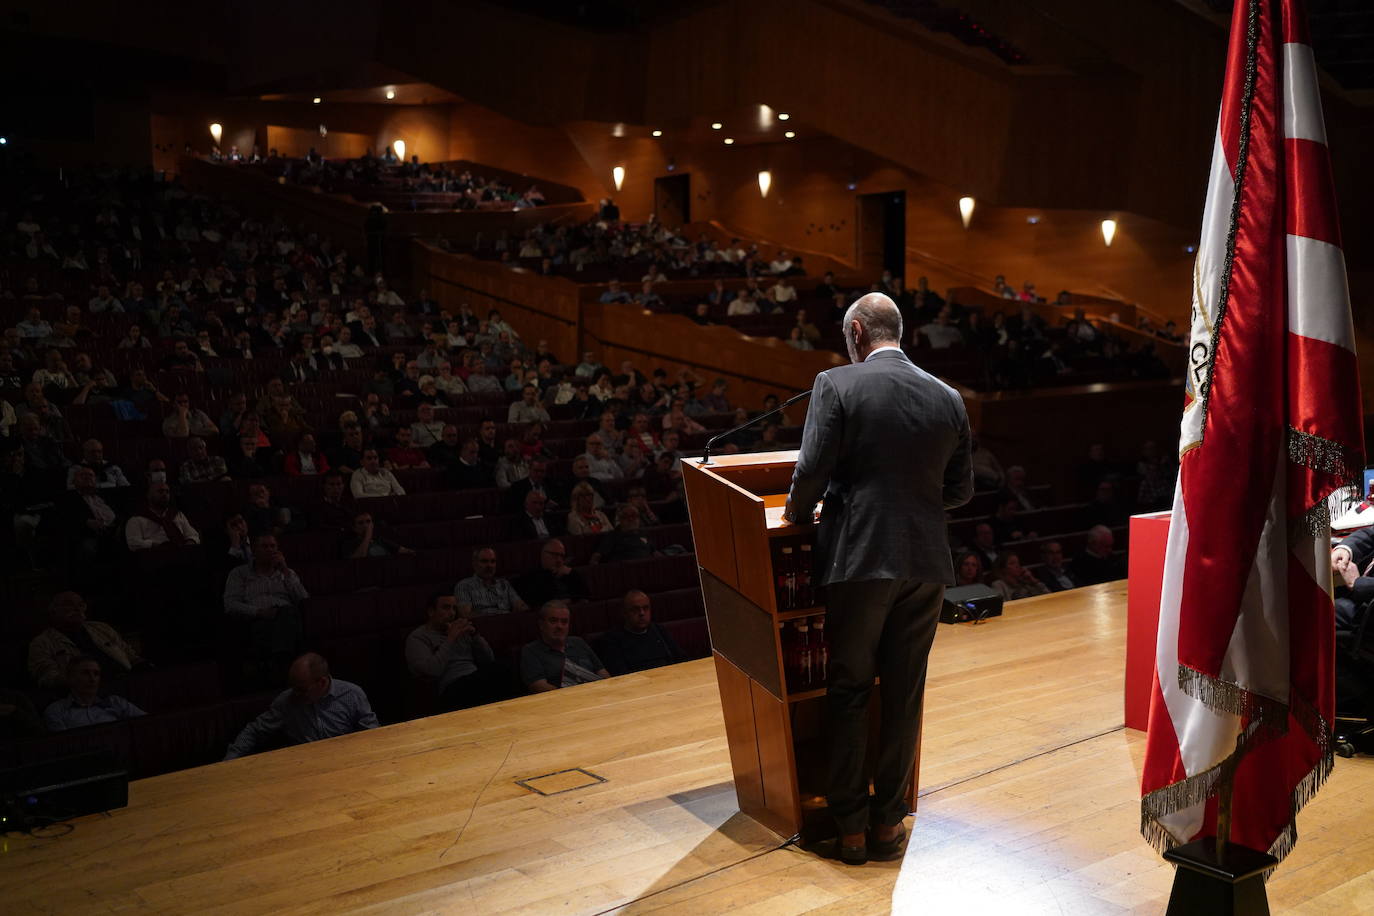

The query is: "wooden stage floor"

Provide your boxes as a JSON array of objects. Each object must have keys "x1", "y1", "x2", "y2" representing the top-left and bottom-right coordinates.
[{"x1": 5, "y1": 581, "x2": 1372, "y2": 914}]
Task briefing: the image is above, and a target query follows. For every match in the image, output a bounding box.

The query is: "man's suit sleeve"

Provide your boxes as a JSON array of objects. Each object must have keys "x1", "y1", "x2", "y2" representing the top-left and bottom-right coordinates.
[
  {"x1": 785, "y1": 372, "x2": 841, "y2": 523},
  {"x1": 942, "y1": 394, "x2": 975, "y2": 510},
  {"x1": 1338, "y1": 525, "x2": 1374, "y2": 570}
]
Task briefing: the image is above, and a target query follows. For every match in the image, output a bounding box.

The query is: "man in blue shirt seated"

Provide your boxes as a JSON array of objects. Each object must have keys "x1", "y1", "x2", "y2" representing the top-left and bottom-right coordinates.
[
  {"x1": 223, "y1": 652, "x2": 378, "y2": 759},
  {"x1": 43, "y1": 656, "x2": 146, "y2": 731},
  {"x1": 597, "y1": 590, "x2": 683, "y2": 676},
  {"x1": 520, "y1": 601, "x2": 609, "y2": 692}
]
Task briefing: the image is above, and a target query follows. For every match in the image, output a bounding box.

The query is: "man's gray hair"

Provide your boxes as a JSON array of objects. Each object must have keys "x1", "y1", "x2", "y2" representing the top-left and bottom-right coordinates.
[{"x1": 844, "y1": 293, "x2": 903, "y2": 344}]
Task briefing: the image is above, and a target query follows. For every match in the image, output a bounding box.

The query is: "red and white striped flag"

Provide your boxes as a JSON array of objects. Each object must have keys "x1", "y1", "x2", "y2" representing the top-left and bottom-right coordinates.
[{"x1": 1140, "y1": 0, "x2": 1363, "y2": 862}]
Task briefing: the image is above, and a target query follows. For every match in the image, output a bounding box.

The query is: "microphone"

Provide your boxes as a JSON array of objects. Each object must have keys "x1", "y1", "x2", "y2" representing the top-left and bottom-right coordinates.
[{"x1": 699, "y1": 389, "x2": 811, "y2": 466}]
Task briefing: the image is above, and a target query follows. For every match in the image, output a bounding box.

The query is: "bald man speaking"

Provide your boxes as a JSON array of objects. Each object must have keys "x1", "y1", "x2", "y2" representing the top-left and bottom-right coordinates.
[{"x1": 783, "y1": 292, "x2": 973, "y2": 864}]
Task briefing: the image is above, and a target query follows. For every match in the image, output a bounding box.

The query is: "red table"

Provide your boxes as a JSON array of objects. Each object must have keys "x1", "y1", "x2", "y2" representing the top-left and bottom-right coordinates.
[{"x1": 1125, "y1": 511, "x2": 1171, "y2": 731}]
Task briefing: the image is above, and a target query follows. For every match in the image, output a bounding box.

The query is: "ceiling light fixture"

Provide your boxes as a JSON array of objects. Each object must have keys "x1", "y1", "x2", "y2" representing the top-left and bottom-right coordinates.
[
  {"x1": 723, "y1": 138, "x2": 735, "y2": 145},
  {"x1": 958, "y1": 196, "x2": 976, "y2": 229}
]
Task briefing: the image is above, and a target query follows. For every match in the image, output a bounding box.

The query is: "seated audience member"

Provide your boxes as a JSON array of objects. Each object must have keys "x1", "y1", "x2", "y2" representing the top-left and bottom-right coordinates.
[
  {"x1": 507, "y1": 385, "x2": 551, "y2": 424},
  {"x1": 598, "y1": 590, "x2": 684, "y2": 676},
  {"x1": 223, "y1": 534, "x2": 308, "y2": 668},
  {"x1": 591, "y1": 504, "x2": 658, "y2": 564},
  {"x1": 989, "y1": 496, "x2": 1035, "y2": 545},
  {"x1": 380, "y1": 425, "x2": 427, "y2": 468},
  {"x1": 62, "y1": 465, "x2": 120, "y2": 560},
  {"x1": 624, "y1": 485, "x2": 660, "y2": 526},
  {"x1": 224, "y1": 652, "x2": 378, "y2": 759},
  {"x1": 918, "y1": 307, "x2": 964, "y2": 350},
  {"x1": 339, "y1": 510, "x2": 413, "y2": 558},
  {"x1": 504, "y1": 458, "x2": 557, "y2": 512},
  {"x1": 520, "y1": 600, "x2": 609, "y2": 692},
  {"x1": 453, "y1": 546, "x2": 530, "y2": 617},
  {"x1": 162, "y1": 394, "x2": 218, "y2": 439},
  {"x1": 228, "y1": 435, "x2": 273, "y2": 479},
  {"x1": 285, "y1": 433, "x2": 330, "y2": 476},
  {"x1": 221, "y1": 514, "x2": 254, "y2": 571},
  {"x1": 44, "y1": 657, "x2": 146, "y2": 731},
  {"x1": 328, "y1": 425, "x2": 367, "y2": 475},
  {"x1": 1003, "y1": 465, "x2": 1039, "y2": 511},
  {"x1": 968, "y1": 522, "x2": 998, "y2": 571},
  {"x1": 516, "y1": 490, "x2": 562, "y2": 540},
  {"x1": 589, "y1": 411, "x2": 623, "y2": 453},
  {"x1": 465, "y1": 362, "x2": 502, "y2": 393},
  {"x1": 1087, "y1": 479, "x2": 1129, "y2": 529},
  {"x1": 566, "y1": 482, "x2": 612, "y2": 536},
  {"x1": 516, "y1": 539, "x2": 589, "y2": 608},
  {"x1": 1135, "y1": 440, "x2": 1175, "y2": 511},
  {"x1": 1332, "y1": 528, "x2": 1374, "y2": 632},
  {"x1": 446, "y1": 438, "x2": 494, "y2": 490},
  {"x1": 1038, "y1": 541, "x2": 1080, "y2": 593},
  {"x1": 583, "y1": 436, "x2": 623, "y2": 482},
  {"x1": 410, "y1": 402, "x2": 446, "y2": 448},
  {"x1": 1073, "y1": 526, "x2": 1124, "y2": 585},
  {"x1": 28, "y1": 591, "x2": 142, "y2": 689},
  {"x1": 990, "y1": 551, "x2": 1049, "y2": 601},
  {"x1": 66, "y1": 438, "x2": 130, "y2": 490},
  {"x1": 243, "y1": 482, "x2": 298, "y2": 537},
  {"x1": 350, "y1": 448, "x2": 406, "y2": 498},
  {"x1": 179, "y1": 436, "x2": 230, "y2": 484},
  {"x1": 970, "y1": 438, "x2": 1006, "y2": 491},
  {"x1": 405, "y1": 592, "x2": 508, "y2": 711},
  {"x1": 311, "y1": 471, "x2": 355, "y2": 531},
  {"x1": 125, "y1": 481, "x2": 201, "y2": 551},
  {"x1": 955, "y1": 550, "x2": 988, "y2": 587},
  {"x1": 494, "y1": 439, "x2": 529, "y2": 490},
  {"x1": 426, "y1": 424, "x2": 462, "y2": 470},
  {"x1": 618, "y1": 438, "x2": 649, "y2": 479}
]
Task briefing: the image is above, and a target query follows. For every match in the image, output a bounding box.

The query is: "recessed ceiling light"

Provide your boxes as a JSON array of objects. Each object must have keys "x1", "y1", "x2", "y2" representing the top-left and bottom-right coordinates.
[
  {"x1": 651, "y1": 129, "x2": 662, "y2": 137},
  {"x1": 784, "y1": 131, "x2": 795, "y2": 139},
  {"x1": 723, "y1": 138, "x2": 735, "y2": 145},
  {"x1": 312, "y1": 97, "x2": 322, "y2": 104},
  {"x1": 778, "y1": 113, "x2": 790, "y2": 121},
  {"x1": 385, "y1": 89, "x2": 395, "y2": 100},
  {"x1": 711, "y1": 122, "x2": 723, "y2": 130}
]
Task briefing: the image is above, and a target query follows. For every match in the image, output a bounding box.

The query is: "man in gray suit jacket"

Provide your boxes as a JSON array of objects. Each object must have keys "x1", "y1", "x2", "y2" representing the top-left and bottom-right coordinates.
[{"x1": 784, "y1": 292, "x2": 973, "y2": 864}]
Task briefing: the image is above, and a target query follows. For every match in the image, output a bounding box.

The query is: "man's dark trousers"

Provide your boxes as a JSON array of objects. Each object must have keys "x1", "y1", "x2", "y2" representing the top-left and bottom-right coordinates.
[{"x1": 824, "y1": 578, "x2": 944, "y2": 835}]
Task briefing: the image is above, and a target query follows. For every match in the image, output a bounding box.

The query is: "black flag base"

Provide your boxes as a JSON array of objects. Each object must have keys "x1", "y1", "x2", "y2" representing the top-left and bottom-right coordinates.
[{"x1": 1163, "y1": 839, "x2": 1277, "y2": 916}]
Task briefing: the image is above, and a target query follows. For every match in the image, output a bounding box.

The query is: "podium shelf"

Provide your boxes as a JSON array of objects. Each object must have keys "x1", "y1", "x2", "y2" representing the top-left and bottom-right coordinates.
[
  {"x1": 787, "y1": 687, "x2": 827, "y2": 703},
  {"x1": 779, "y1": 606, "x2": 826, "y2": 621}
]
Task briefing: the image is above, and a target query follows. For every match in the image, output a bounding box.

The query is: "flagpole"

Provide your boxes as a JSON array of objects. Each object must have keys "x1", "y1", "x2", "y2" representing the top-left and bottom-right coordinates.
[{"x1": 1215, "y1": 763, "x2": 1233, "y2": 860}]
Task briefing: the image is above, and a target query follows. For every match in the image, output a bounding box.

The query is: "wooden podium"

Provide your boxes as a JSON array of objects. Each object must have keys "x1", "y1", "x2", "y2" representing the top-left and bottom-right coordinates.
[{"x1": 681, "y1": 450, "x2": 919, "y2": 842}]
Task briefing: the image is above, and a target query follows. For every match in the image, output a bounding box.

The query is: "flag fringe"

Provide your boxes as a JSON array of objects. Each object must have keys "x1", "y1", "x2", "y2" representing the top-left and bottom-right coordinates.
[
  {"x1": 1177, "y1": 665, "x2": 1289, "y2": 731},
  {"x1": 1142, "y1": 668, "x2": 1335, "y2": 867},
  {"x1": 1287, "y1": 426, "x2": 1361, "y2": 483}
]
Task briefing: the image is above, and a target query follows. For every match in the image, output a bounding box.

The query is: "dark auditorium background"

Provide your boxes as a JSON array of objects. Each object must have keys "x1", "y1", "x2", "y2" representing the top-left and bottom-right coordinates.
[{"x1": 1, "y1": 0, "x2": 1371, "y2": 775}]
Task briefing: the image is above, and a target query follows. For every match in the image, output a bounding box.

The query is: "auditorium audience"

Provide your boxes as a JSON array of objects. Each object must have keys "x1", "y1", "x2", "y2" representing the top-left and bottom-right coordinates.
[
  {"x1": 224, "y1": 652, "x2": 378, "y2": 758},
  {"x1": 0, "y1": 160, "x2": 1141, "y2": 783}
]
